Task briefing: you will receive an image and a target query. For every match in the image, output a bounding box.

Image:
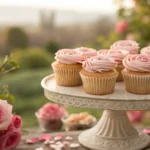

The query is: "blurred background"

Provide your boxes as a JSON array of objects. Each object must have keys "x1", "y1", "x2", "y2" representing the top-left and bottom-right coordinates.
[{"x1": 0, "y1": 0, "x2": 150, "y2": 127}]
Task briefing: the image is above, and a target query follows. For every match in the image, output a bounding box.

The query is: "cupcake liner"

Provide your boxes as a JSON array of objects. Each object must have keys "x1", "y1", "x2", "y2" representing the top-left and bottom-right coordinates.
[
  {"x1": 116, "y1": 66, "x2": 124, "y2": 82},
  {"x1": 122, "y1": 71, "x2": 150, "y2": 94},
  {"x1": 80, "y1": 73, "x2": 117, "y2": 95},
  {"x1": 52, "y1": 65, "x2": 82, "y2": 86}
]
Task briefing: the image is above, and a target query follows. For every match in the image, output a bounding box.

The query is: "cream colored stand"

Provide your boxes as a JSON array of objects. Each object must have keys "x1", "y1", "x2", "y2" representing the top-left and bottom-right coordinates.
[{"x1": 41, "y1": 74, "x2": 150, "y2": 150}]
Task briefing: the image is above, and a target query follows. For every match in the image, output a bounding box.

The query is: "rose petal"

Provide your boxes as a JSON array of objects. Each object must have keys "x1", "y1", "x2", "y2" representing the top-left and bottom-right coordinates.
[
  {"x1": 39, "y1": 134, "x2": 52, "y2": 142},
  {"x1": 143, "y1": 129, "x2": 150, "y2": 135},
  {"x1": 65, "y1": 136, "x2": 73, "y2": 141},
  {"x1": 70, "y1": 143, "x2": 80, "y2": 148},
  {"x1": 26, "y1": 138, "x2": 37, "y2": 144},
  {"x1": 63, "y1": 141, "x2": 70, "y2": 146}
]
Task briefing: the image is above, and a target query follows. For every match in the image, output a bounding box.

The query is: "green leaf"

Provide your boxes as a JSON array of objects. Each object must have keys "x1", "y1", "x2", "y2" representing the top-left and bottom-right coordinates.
[
  {"x1": 0, "y1": 94, "x2": 5, "y2": 100},
  {"x1": 9, "y1": 61, "x2": 20, "y2": 68},
  {"x1": 7, "y1": 94, "x2": 15, "y2": 103}
]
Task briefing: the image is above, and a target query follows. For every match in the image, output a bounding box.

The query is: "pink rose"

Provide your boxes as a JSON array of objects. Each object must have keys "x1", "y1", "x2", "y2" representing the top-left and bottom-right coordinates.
[
  {"x1": 0, "y1": 129, "x2": 21, "y2": 150},
  {"x1": 127, "y1": 111, "x2": 145, "y2": 124},
  {"x1": 0, "y1": 100, "x2": 13, "y2": 130},
  {"x1": 12, "y1": 115, "x2": 22, "y2": 128},
  {"x1": 116, "y1": 20, "x2": 128, "y2": 33},
  {"x1": 36, "y1": 103, "x2": 66, "y2": 121}
]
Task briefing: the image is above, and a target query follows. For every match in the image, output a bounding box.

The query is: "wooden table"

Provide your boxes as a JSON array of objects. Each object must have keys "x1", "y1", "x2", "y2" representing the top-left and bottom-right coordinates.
[{"x1": 16, "y1": 128, "x2": 150, "y2": 150}]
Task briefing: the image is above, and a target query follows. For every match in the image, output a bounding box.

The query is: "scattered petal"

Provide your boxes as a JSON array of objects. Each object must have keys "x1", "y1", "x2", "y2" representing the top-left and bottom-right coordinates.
[
  {"x1": 39, "y1": 134, "x2": 52, "y2": 142},
  {"x1": 44, "y1": 140, "x2": 50, "y2": 145},
  {"x1": 50, "y1": 144, "x2": 64, "y2": 150},
  {"x1": 49, "y1": 140, "x2": 55, "y2": 144},
  {"x1": 35, "y1": 148, "x2": 44, "y2": 150},
  {"x1": 26, "y1": 138, "x2": 37, "y2": 144},
  {"x1": 54, "y1": 134, "x2": 63, "y2": 141},
  {"x1": 65, "y1": 136, "x2": 73, "y2": 141},
  {"x1": 63, "y1": 141, "x2": 70, "y2": 146},
  {"x1": 143, "y1": 129, "x2": 150, "y2": 135},
  {"x1": 55, "y1": 141, "x2": 63, "y2": 145},
  {"x1": 70, "y1": 143, "x2": 80, "y2": 148}
]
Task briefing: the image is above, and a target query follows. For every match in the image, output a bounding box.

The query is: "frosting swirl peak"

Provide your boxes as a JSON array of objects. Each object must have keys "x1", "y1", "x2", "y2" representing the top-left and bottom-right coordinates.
[
  {"x1": 74, "y1": 47, "x2": 97, "y2": 58},
  {"x1": 82, "y1": 56, "x2": 117, "y2": 73},
  {"x1": 110, "y1": 40, "x2": 139, "y2": 54},
  {"x1": 123, "y1": 54, "x2": 150, "y2": 72},
  {"x1": 97, "y1": 49, "x2": 128, "y2": 64},
  {"x1": 141, "y1": 46, "x2": 150, "y2": 55},
  {"x1": 55, "y1": 49, "x2": 85, "y2": 64}
]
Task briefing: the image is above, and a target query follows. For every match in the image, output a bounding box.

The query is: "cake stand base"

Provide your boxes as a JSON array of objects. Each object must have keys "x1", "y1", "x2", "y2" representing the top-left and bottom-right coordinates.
[{"x1": 78, "y1": 110, "x2": 150, "y2": 150}]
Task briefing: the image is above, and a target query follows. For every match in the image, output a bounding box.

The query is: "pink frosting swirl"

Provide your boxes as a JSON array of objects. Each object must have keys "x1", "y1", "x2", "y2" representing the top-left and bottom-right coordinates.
[
  {"x1": 55, "y1": 49, "x2": 85, "y2": 64},
  {"x1": 82, "y1": 56, "x2": 117, "y2": 72},
  {"x1": 123, "y1": 54, "x2": 150, "y2": 72},
  {"x1": 110, "y1": 40, "x2": 139, "y2": 54},
  {"x1": 97, "y1": 49, "x2": 129, "y2": 64},
  {"x1": 141, "y1": 46, "x2": 150, "y2": 55},
  {"x1": 74, "y1": 47, "x2": 97, "y2": 58}
]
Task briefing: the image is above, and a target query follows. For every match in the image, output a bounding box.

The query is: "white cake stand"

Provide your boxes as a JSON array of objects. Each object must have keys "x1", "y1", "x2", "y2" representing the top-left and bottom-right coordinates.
[{"x1": 41, "y1": 74, "x2": 150, "y2": 150}]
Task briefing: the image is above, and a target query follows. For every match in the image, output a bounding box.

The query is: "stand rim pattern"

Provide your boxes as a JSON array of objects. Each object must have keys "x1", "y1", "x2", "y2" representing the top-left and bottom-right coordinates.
[{"x1": 42, "y1": 74, "x2": 150, "y2": 110}]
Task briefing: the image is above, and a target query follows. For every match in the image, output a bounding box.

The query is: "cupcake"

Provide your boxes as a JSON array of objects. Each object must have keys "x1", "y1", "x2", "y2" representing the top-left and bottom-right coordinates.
[
  {"x1": 122, "y1": 54, "x2": 150, "y2": 94},
  {"x1": 97, "y1": 49, "x2": 128, "y2": 82},
  {"x1": 80, "y1": 56, "x2": 118, "y2": 95},
  {"x1": 52, "y1": 49, "x2": 85, "y2": 86},
  {"x1": 74, "y1": 47, "x2": 97, "y2": 59},
  {"x1": 35, "y1": 103, "x2": 67, "y2": 132},
  {"x1": 141, "y1": 46, "x2": 150, "y2": 55},
  {"x1": 62, "y1": 112, "x2": 96, "y2": 131},
  {"x1": 110, "y1": 40, "x2": 139, "y2": 54}
]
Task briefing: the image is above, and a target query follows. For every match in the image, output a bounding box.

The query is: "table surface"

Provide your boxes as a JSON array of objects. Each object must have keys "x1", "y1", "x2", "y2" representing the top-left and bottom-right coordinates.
[{"x1": 17, "y1": 128, "x2": 150, "y2": 150}]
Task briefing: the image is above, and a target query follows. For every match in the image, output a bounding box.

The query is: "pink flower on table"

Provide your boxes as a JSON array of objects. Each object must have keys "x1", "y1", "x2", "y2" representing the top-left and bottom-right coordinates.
[
  {"x1": 116, "y1": 20, "x2": 128, "y2": 33},
  {"x1": 12, "y1": 115, "x2": 22, "y2": 128},
  {"x1": 0, "y1": 100, "x2": 13, "y2": 130},
  {"x1": 127, "y1": 111, "x2": 145, "y2": 124},
  {"x1": 35, "y1": 103, "x2": 66, "y2": 121},
  {"x1": 0, "y1": 129, "x2": 21, "y2": 150}
]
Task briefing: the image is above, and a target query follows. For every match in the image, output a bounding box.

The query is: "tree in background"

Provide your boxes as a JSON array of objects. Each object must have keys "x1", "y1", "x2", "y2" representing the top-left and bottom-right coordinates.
[
  {"x1": 96, "y1": 0, "x2": 150, "y2": 49},
  {"x1": 6, "y1": 27, "x2": 28, "y2": 51},
  {"x1": 45, "y1": 41, "x2": 61, "y2": 54}
]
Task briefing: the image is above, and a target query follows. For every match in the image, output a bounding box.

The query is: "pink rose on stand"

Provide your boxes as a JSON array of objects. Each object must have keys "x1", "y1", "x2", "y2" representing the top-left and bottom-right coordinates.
[
  {"x1": 116, "y1": 20, "x2": 128, "y2": 33},
  {"x1": 0, "y1": 100, "x2": 13, "y2": 130},
  {"x1": 127, "y1": 111, "x2": 145, "y2": 124}
]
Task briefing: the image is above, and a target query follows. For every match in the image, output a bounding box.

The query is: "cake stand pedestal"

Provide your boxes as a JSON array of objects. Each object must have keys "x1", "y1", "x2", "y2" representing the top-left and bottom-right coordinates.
[{"x1": 41, "y1": 74, "x2": 150, "y2": 150}]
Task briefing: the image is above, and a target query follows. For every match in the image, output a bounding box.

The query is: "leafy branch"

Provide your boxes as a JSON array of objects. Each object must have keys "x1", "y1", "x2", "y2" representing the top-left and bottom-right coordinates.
[{"x1": 0, "y1": 54, "x2": 19, "y2": 103}]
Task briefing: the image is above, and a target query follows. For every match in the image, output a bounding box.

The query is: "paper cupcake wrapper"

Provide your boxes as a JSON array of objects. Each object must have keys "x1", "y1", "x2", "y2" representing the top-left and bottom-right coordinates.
[
  {"x1": 52, "y1": 66, "x2": 82, "y2": 86},
  {"x1": 116, "y1": 66, "x2": 124, "y2": 82},
  {"x1": 122, "y1": 71, "x2": 150, "y2": 94},
  {"x1": 80, "y1": 73, "x2": 117, "y2": 95}
]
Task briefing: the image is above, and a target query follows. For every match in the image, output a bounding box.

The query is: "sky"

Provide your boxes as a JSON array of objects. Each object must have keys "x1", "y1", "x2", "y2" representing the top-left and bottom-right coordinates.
[
  {"x1": 0, "y1": 0, "x2": 117, "y2": 12},
  {"x1": 0, "y1": 0, "x2": 133, "y2": 26}
]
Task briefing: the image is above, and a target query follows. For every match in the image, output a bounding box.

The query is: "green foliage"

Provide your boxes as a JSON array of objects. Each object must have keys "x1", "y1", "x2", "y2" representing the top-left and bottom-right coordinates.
[
  {"x1": 116, "y1": 0, "x2": 150, "y2": 48},
  {"x1": 45, "y1": 41, "x2": 61, "y2": 54},
  {"x1": 6, "y1": 27, "x2": 28, "y2": 51},
  {"x1": 0, "y1": 54, "x2": 19, "y2": 103},
  {"x1": 12, "y1": 48, "x2": 54, "y2": 70}
]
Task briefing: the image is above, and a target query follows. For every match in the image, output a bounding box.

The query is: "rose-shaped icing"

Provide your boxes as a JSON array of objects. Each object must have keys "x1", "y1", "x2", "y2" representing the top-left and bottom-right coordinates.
[
  {"x1": 141, "y1": 46, "x2": 150, "y2": 55},
  {"x1": 0, "y1": 100, "x2": 13, "y2": 130},
  {"x1": 110, "y1": 40, "x2": 139, "y2": 54},
  {"x1": 35, "y1": 103, "x2": 66, "y2": 121},
  {"x1": 97, "y1": 49, "x2": 129, "y2": 64},
  {"x1": 82, "y1": 56, "x2": 117, "y2": 72},
  {"x1": 74, "y1": 47, "x2": 97, "y2": 59},
  {"x1": 55, "y1": 49, "x2": 85, "y2": 64},
  {"x1": 123, "y1": 54, "x2": 150, "y2": 72}
]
